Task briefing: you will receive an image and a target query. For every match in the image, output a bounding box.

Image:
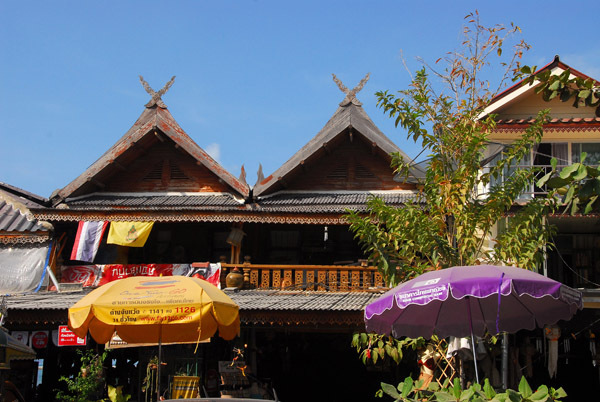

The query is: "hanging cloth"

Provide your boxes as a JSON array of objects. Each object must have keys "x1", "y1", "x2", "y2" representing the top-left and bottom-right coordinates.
[
  {"x1": 70, "y1": 221, "x2": 108, "y2": 262},
  {"x1": 107, "y1": 222, "x2": 154, "y2": 247},
  {"x1": 545, "y1": 325, "x2": 561, "y2": 378}
]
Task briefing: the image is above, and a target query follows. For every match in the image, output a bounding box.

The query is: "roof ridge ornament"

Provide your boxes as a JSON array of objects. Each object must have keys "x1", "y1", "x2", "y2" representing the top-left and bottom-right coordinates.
[
  {"x1": 332, "y1": 73, "x2": 370, "y2": 106},
  {"x1": 139, "y1": 75, "x2": 176, "y2": 109}
]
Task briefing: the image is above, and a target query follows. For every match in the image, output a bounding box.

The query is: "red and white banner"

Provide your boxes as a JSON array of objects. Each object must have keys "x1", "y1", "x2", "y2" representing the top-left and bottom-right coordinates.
[
  {"x1": 60, "y1": 263, "x2": 221, "y2": 287},
  {"x1": 61, "y1": 264, "x2": 192, "y2": 287},
  {"x1": 97, "y1": 264, "x2": 175, "y2": 286},
  {"x1": 61, "y1": 265, "x2": 103, "y2": 287},
  {"x1": 189, "y1": 262, "x2": 221, "y2": 288}
]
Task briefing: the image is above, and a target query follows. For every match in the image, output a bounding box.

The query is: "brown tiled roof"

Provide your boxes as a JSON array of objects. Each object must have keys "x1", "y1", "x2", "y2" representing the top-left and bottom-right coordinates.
[
  {"x1": 30, "y1": 191, "x2": 420, "y2": 222},
  {"x1": 496, "y1": 117, "x2": 600, "y2": 125},
  {"x1": 63, "y1": 193, "x2": 246, "y2": 211},
  {"x1": 253, "y1": 191, "x2": 420, "y2": 213},
  {"x1": 494, "y1": 117, "x2": 600, "y2": 133}
]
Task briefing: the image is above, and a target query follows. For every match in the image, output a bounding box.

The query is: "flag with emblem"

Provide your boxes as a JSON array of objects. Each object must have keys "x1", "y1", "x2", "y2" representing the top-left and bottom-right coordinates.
[{"x1": 107, "y1": 222, "x2": 154, "y2": 247}]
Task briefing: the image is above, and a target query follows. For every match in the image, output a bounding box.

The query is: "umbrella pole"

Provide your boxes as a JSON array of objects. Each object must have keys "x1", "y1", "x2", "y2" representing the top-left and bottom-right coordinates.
[
  {"x1": 157, "y1": 326, "x2": 162, "y2": 402},
  {"x1": 466, "y1": 297, "x2": 480, "y2": 384}
]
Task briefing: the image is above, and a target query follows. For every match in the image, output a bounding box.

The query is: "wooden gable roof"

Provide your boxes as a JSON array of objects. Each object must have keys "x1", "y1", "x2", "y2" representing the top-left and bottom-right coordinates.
[
  {"x1": 51, "y1": 78, "x2": 249, "y2": 207},
  {"x1": 253, "y1": 74, "x2": 421, "y2": 198}
]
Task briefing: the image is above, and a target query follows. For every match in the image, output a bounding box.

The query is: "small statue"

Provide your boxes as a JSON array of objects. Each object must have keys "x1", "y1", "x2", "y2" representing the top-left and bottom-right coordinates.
[{"x1": 417, "y1": 343, "x2": 441, "y2": 389}]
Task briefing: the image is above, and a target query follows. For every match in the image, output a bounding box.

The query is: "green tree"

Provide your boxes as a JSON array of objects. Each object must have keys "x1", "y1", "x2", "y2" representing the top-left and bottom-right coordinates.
[
  {"x1": 347, "y1": 13, "x2": 560, "y2": 373},
  {"x1": 347, "y1": 12, "x2": 555, "y2": 288}
]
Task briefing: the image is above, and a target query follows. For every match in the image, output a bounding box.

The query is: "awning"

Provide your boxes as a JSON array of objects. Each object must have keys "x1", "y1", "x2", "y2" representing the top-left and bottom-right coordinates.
[{"x1": 0, "y1": 328, "x2": 36, "y2": 369}]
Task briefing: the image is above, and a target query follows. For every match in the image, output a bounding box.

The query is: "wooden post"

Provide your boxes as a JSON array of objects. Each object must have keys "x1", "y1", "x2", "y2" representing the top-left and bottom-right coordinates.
[
  {"x1": 219, "y1": 255, "x2": 227, "y2": 286},
  {"x1": 242, "y1": 255, "x2": 251, "y2": 288}
]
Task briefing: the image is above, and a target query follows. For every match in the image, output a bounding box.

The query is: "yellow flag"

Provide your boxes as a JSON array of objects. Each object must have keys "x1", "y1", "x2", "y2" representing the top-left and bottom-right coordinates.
[{"x1": 107, "y1": 222, "x2": 154, "y2": 247}]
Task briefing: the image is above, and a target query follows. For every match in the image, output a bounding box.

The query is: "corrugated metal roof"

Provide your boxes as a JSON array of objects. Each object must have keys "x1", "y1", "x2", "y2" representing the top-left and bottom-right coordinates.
[
  {"x1": 64, "y1": 193, "x2": 246, "y2": 210},
  {"x1": 6, "y1": 290, "x2": 89, "y2": 310},
  {"x1": 229, "y1": 289, "x2": 381, "y2": 311},
  {"x1": 6, "y1": 288, "x2": 382, "y2": 313},
  {"x1": 0, "y1": 190, "x2": 50, "y2": 233}
]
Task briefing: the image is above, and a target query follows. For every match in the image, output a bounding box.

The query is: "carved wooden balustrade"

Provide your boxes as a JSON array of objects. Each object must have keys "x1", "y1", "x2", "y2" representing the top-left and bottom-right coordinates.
[{"x1": 219, "y1": 257, "x2": 385, "y2": 292}]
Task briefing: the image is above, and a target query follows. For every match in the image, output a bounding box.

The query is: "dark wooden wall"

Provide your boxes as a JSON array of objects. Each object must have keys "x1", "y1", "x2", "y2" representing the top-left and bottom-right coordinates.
[
  {"x1": 104, "y1": 141, "x2": 231, "y2": 192},
  {"x1": 288, "y1": 137, "x2": 413, "y2": 191}
]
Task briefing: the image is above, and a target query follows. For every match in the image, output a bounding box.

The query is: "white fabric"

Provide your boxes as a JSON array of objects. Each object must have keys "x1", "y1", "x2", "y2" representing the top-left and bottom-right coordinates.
[
  {"x1": 0, "y1": 245, "x2": 49, "y2": 293},
  {"x1": 446, "y1": 336, "x2": 486, "y2": 360},
  {"x1": 545, "y1": 325, "x2": 560, "y2": 378}
]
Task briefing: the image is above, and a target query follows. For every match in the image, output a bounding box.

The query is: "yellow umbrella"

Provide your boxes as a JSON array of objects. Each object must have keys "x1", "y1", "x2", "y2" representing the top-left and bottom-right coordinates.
[
  {"x1": 68, "y1": 276, "x2": 240, "y2": 400},
  {"x1": 68, "y1": 276, "x2": 239, "y2": 344}
]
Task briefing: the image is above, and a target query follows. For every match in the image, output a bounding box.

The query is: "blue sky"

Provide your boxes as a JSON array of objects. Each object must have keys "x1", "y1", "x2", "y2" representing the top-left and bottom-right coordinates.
[{"x1": 1, "y1": 1, "x2": 599, "y2": 198}]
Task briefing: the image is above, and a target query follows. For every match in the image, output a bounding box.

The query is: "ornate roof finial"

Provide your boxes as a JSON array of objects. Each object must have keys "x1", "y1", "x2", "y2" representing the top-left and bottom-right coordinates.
[
  {"x1": 332, "y1": 73, "x2": 370, "y2": 106},
  {"x1": 139, "y1": 75, "x2": 176, "y2": 108},
  {"x1": 255, "y1": 164, "x2": 265, "y2": 187},
  {"x1": 239, "y1": 164, "x2": 247, "y2": 185}
]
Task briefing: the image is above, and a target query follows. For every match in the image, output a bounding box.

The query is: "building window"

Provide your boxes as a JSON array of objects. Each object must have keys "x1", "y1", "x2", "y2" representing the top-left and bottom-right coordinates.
[{"x1": 572, "y1": 143, "x2": 600, "y2": 165}]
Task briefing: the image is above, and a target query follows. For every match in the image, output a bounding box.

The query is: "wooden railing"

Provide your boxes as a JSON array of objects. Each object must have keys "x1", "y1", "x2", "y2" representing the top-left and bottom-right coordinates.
[{"x1": 217, "y1": 257, "x2": 385, "y2": 292}]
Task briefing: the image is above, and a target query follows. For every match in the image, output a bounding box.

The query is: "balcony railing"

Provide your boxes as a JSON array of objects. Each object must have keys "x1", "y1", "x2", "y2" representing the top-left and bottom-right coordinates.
[
  {"x1": 480, "y1": 163, "x2": 569, "y2": 198},
  {"x1": 213, "y1": 258, "x2": 385, "y2": 292}
]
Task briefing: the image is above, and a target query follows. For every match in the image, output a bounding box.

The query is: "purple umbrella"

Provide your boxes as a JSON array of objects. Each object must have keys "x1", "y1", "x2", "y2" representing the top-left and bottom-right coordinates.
[{"x1": 365, "y1": 265, "x2": 583, "y2": 382}]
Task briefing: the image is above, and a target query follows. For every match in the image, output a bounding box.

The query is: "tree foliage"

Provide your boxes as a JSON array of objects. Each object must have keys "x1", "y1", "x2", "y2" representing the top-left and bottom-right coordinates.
[
  {"x1": 347, "y1": 12, "x2": 555, "y2": 287},
  {"x1": 351, "y1": 332, "x2": 428, "y2": 366},
  {"x1": 537, "y1": 153, "x2": 600, "y2": 215}
]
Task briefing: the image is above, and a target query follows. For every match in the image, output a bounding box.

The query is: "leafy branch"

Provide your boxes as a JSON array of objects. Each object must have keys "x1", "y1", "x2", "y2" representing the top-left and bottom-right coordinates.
[
  {"x1": 351, "y1": 333, "x2": 429, "y2": 365},
  {"x1": 379, "y1": 376, "x2": 566, "y2": 402}
]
